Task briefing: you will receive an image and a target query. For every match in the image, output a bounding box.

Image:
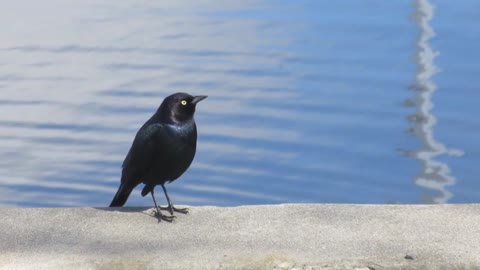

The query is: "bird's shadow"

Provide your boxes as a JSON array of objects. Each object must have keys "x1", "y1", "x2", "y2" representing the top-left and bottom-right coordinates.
[
  {"x1": 95, "y1": 206, "x2": 156, "y2": 217},
  {"x1": 94, "y1": 207, "x2": 179, "y2": 223},
  {"x1": 95, "y1": 206, "x2": 152, "y2": 212}
]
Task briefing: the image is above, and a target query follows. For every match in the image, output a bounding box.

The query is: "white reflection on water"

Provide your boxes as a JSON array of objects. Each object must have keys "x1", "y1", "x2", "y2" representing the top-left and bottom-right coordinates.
[{"x1": 406, "y1": 0, "x2": 464, "y2": 203}]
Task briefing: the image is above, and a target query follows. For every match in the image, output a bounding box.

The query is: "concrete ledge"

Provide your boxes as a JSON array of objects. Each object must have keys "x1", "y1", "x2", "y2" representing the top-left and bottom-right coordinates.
[{"x1": 1, "y1": 204, "x2": 480, "y2": 270}]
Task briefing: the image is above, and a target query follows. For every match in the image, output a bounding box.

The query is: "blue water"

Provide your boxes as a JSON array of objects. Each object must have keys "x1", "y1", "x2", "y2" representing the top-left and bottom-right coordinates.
[{"x1": 0, "y1": 0, "x2": 479, "y2": 207}]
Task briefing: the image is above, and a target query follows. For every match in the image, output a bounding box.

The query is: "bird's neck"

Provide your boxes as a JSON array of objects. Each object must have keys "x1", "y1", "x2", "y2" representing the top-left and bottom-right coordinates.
[
  {"x1": 168, "y1": 120, "x2": 197, "y2": 139},
  {"x1": 154, "y1": 106, "x2": 193, "y2": 125},
  {"x1": 150, "y1": 110, "x2": 195, "y2": 128}
]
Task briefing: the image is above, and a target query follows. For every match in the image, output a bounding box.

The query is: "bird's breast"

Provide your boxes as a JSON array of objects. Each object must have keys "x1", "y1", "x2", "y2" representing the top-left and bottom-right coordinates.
[{"x1": 158, "y1": 123, "x2": 197, "y2": 179}]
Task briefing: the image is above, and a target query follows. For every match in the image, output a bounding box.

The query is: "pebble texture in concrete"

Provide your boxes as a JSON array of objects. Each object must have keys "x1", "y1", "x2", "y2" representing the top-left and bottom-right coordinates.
[{"x1": 1, "y1": 204, "x2": 480, "y2": 270}]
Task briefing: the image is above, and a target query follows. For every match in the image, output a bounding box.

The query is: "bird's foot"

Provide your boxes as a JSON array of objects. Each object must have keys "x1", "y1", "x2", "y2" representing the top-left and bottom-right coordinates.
[
  {"x1": 173, "y1": 206, "x2": 189, "y2": 214},
  {"x1": 152, "y1": 209, "x2": 176, "y2": 223},
  {"x1": 160, "y1": 205, "x2": 189, "y2": 215}
]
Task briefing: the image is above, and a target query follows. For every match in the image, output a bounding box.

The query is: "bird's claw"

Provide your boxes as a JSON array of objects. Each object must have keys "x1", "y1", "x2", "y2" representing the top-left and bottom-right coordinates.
[
  {"x1": 174, "y1": 207, "x2": 189, "y2": 214},
  {"x1": 160, "y1": 206, "x2": 189, "y2": 215}
]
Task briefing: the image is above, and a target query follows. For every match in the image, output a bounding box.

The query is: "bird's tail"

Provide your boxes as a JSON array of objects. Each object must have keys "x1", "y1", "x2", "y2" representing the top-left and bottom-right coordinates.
[{"x1": 109, "y1": 179, "x2": 136, "y2": 207}]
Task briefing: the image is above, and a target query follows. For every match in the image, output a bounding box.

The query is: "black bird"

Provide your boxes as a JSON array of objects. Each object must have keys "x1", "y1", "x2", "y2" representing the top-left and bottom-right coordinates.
[{"x1": 109, "y1": 92, "x2": 207, "y2": 221}]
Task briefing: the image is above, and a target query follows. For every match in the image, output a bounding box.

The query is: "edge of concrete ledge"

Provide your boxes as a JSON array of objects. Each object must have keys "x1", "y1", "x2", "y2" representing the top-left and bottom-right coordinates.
[{"x1": 1, "y1": 204, "x2": 479, "y2": 270}]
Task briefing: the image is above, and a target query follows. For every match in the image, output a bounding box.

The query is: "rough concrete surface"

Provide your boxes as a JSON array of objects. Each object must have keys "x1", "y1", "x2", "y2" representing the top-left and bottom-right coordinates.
[{"x1": 0, "y1": 204, "x2": 479, "y2": 270}]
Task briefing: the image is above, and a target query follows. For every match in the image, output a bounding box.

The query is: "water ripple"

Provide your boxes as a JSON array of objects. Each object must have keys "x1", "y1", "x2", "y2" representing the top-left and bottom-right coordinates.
[{"x1": 0, "y1": 0, "x2": 478, "y2": 207}]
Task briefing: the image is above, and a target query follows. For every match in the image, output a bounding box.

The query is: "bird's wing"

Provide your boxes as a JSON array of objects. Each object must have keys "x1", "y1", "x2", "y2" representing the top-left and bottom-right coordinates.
[{"x1": 121, "y1": 123, "x2": 171, "y2": 184}]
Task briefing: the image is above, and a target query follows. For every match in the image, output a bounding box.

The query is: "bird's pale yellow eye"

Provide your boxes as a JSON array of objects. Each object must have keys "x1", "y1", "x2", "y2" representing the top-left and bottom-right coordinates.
[{"x1": 181, "y1": 100, "x2": 187, "y2": 105}]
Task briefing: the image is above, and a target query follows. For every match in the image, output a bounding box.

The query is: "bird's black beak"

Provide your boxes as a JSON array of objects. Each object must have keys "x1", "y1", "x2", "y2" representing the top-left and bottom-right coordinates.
[{"x1": 191, "y1": 95, "x2": 208, "y2": 105}]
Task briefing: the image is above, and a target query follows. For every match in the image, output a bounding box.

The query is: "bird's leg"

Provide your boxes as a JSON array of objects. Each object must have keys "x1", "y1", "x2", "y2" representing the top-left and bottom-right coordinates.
[
  {"x1": 151, "y1": 188, "x2": 175, "y2": 222},
  {"x1": 160, "y1": 184, "x2": 189, "y2": 215}
]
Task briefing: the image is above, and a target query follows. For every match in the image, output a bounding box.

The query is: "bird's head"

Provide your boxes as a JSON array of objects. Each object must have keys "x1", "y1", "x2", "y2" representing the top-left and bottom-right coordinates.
[{"x1": 159, "y1": 92, "x2": 207, "y2": 124}]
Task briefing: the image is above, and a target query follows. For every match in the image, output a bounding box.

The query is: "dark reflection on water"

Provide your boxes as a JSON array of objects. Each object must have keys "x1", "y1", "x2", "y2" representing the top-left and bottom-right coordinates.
[{"x1": 0, "y1": 0, "x2": 479, "y2": 207}]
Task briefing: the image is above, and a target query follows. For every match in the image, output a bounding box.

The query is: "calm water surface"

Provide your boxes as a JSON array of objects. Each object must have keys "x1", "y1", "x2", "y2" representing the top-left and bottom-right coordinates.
[{"x1": 1, "y1": 0, "x2": 479, "y2": 207}]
